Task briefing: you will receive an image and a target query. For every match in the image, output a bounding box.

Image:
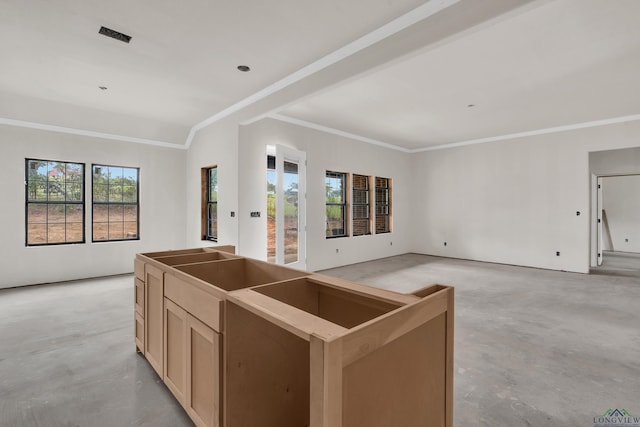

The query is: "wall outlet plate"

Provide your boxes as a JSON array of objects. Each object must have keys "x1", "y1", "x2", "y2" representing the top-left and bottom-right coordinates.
[{"x1": 250, "y1": 211, "x2": 260, "y2": 218}]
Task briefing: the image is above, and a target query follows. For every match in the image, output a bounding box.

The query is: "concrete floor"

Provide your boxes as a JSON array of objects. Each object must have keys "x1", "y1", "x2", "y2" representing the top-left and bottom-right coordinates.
[
  {"x1": 0, "y1": 276, "x2": 192, "y2": 427},
  {"x1": 0, "y1": 253, "x2": 638, "y2": 427}
]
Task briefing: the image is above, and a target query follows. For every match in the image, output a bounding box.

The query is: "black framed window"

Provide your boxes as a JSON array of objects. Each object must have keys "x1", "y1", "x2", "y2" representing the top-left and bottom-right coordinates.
[
  {"x1": 266, "y1": 156, "x2": 276, "y2": 260},
  {"x1": 25, "y1": 159, "x2": 85, "y2": 246},
  {"x1": 203, "y1": 166, "x2": 218, "y2": 241},
  {"x1": 326, "y1": 171, "x2": 347, "y2": 238},
  {"x1": 352, "y1": 174, "x2": 371, "y2": 236},
  {"x1": 92, "y1": 164, "x2": 139, "y2": 242},
  {"x1": 375, "y1": 177, "x2": 391, "y2": 234}
]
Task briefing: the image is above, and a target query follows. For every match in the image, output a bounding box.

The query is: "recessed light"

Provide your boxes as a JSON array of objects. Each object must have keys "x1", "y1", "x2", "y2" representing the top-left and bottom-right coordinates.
[
  {"x1": 237, "y1": 65, "x2": 251, "y2": 72},
  {"x1": 99, "y1": 86, "x2": 108, "y2": 90}
]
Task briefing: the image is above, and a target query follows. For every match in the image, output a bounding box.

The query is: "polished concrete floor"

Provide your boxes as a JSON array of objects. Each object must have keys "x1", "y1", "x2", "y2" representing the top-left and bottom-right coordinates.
[{"x1": 0, "y1": 253, "x2": 638, "y2": 427}]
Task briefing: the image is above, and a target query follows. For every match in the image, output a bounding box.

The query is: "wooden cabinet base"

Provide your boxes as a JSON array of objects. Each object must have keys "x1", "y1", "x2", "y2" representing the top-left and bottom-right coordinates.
[
  {"x1": 135, "y1": 248, "x2": 453, "y2": 427},
  {"x1": 226, "y1": 279, "x2": 454, "y2": 427}
]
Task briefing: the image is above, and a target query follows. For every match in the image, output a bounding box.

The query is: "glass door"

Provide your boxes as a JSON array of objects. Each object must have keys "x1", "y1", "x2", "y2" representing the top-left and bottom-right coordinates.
[{"x1": 268, "y1": 145, "x2": 306, "y2": 270}]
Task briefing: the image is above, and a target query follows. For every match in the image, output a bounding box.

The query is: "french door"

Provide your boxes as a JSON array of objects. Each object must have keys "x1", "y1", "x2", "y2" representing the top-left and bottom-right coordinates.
[{"x1": 269, "y1": 146, "x2": 306, "y2": 270}]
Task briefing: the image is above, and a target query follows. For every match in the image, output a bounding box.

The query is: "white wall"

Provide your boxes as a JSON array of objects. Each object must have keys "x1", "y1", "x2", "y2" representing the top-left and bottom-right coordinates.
[
  {"x1": 590, "y1": 146, "x2": 640, "y2": 176},
  {"x1": 601, "y1": 175, "x2": 640, "y2": 253},
  {"x1": 184, "y1": 119, "x2": 239, "y2": 249},
  {"x1": 237, "y1": 118, "x2": 412, "y2": 271},
  {"x1": 0, "y1": 124, "x2": 187, "y2": 288},
  {"x1": 411, "y1": 121, "x2": 640, "y2": 273}
]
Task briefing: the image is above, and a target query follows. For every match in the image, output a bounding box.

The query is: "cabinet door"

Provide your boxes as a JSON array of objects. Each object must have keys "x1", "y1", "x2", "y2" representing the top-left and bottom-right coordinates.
[
  {"x1": 145, "y1": 264, "x2": 164, "y2": 376},
  {"x1": 186, "y1": 315, "x2": 220, "y2": 427},
  {"x1": 164, "y1": 298, "x2": 187, "y2": 406}
]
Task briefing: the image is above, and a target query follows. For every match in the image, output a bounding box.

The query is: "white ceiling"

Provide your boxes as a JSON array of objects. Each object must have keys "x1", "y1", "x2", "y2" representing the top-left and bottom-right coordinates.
[
  {"x1": 2, "y1": 0, "x2": 639, "y2": 150},
  {"x1": 0, "y1": 0, "x2": 425, "y2": 144},
  {"x1": 278, "y1": 0, "x2": 640, "y2": 150}
]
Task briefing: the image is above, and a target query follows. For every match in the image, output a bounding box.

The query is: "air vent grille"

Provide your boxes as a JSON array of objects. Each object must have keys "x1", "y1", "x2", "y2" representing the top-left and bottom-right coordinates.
[{"x1": 99, "y1": 26, "x2": 132, "y2": 43}]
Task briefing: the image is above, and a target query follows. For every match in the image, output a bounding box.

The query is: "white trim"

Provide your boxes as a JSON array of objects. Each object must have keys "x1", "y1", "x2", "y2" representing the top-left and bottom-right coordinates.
[
  {"x1": 271, "y1": 113, "x2": 640, "y2": 154},
  {"x1": 0, "y1": 117, "x2": 186, "y2": 150},
  {"x1": 270, "y1": 114, "x2": 412, "y2": 153},
  {"x1": 185, "y1": 0, "x2": 461, "y2": 148},
  {"x1": 414, "y1": 114, "x2": 640, "y2": 152}
]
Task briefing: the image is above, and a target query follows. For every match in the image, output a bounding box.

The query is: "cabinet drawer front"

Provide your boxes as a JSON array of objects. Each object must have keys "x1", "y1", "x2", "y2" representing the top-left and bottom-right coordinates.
[
  {"x1": 135, "y1": 312, "x2": 145, "y2": 351},
  {"x1": 135, "y1": 278, "x2": 145, "y2": 316},
  {"x1": 134, "y1": 259, "x2": 145, "y2": 281},
  {"x1": 164, "y1": 274, "x2": 222, "y2": 332}
]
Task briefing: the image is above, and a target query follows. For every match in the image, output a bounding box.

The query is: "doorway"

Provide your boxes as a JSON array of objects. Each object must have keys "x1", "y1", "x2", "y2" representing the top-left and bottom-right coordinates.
[
  {"x1": 266, "y1": 145, "x2": 306, "y2": 270},
  {"x1": 591, "y1": 173, "x2": 640, "y2": 273}
]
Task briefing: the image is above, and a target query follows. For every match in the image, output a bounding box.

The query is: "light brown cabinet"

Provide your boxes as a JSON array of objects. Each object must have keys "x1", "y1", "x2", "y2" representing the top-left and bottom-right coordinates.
[
  {"x1": 135, "y1": 246, "x2": 453, "y2": 427},
  {"x1": 225, "y1": 278, "x2": 454, "y2": 427}
]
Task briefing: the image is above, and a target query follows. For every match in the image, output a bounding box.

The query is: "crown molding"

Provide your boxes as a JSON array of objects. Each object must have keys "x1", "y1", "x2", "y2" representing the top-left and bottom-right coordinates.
[
  {"x1": 270, "y1": 114, "x2": 411, "y2": 153},
  {"x1": 0, "y1": 117, "x2": 186, "y2": 149},
  {"x1": 269, "y1": 113, "x2": 640, "y2": 155},
  {"x1": 413, "y1": 113, "x2": 640, "y2": 152}
]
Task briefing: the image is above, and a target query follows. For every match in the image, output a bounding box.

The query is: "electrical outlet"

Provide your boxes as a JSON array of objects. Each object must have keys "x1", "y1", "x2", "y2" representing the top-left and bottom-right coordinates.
[
  {"x1": 230, "y1": 211, "x2": 235, "y2": 218},
  {"x1": 556, "y1": 251, "x2": 560, "y2": 256},
  {"x1": 444, "y1": 242, "x2": 447, "y2": 247},
  {"x1": 390, "y1": 241, "x2": 393, "y2": 246},
  {"x1": 336, "y1": 248, "x2": 339, "y2": 253},
  {"x1": 250, "y1": 211, "x2": 260, "y2": 218},
  {"x1": 625, "y1": 238, "x2": 629, "y2": 243}
]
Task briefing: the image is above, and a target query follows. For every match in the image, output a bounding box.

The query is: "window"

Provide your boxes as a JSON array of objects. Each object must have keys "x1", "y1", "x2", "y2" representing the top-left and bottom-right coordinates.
[
  {"x1": 375, "y1": 177, "x2": 391, "y2": 234},
  {"x1": 352, "y1": 174, "x2": 371, "y2": 236},
  {"x1": 202, "y1": 166, "x2": 218, "y2": 241},
  {"x1": 326, "y1": 171, "x2": 347, "y2": 238},
  {"x1": 92, "y1": 164, "x2": 139, "y2": 242},
  {"x1": 25, "y1": 159, "x2": 85, "y2": 246},
  {"x1": 266, "y1": 156, "x2": 276, "y2": 262}
]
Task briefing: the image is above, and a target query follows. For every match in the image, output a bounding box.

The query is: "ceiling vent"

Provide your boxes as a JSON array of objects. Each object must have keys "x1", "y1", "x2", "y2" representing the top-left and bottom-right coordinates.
[{"x1": 99, "y1": 26, "x2": 132, "y2": 43}]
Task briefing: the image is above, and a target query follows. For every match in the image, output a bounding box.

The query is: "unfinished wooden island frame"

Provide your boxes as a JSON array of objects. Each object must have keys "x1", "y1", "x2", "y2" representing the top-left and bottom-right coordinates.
[
  {"x1": 135, "y1": 246, "x2": 310, "y2": 427},
  {"x1": 134, "y1": 247, "x2": 453, "y2": 427},
  {"x1": 225, "y1": 277, "x2": 453, "y2": 427}
]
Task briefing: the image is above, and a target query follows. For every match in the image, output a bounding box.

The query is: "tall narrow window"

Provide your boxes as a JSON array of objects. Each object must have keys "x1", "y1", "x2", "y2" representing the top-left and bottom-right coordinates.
[
  {"x1": 25, "y1": 159, "x2": 85, "y2": 246},
  {"x1": 375, "y1": 177, "x2": 391, "y2": 234},
  {"x1": 201, "y1": 166, "x2": 218, "y2": 241},
  {"x1": 352, "y1": 174, "x2": 371, "y2": 236},
  {"x1": 283, "y1": 161, "x2": 300, "y2": 263},
  {"x1": 93, "y1": 164, "x2": 139, "y2": 242},
  {"x1": 267, "y1": 156, "x2": 276, "y2": 262},
  {"x1": 326, "y1": 171, "x2": 347, "y2": 238}
]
